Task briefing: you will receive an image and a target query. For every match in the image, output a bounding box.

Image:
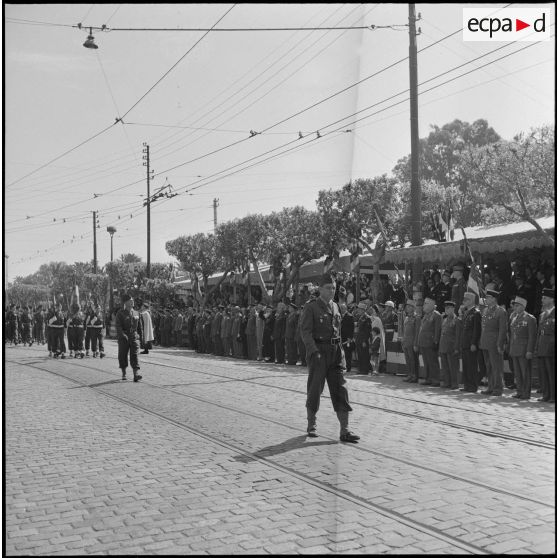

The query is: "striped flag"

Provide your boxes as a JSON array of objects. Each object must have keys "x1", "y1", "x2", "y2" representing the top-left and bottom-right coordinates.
[{"x1": 461, "y1": 227, "x2": 484, "y2": 300}]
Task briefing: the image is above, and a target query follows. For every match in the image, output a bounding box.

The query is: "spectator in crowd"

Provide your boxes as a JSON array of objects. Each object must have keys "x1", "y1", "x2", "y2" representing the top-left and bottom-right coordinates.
[
  {"x1": 370, "y1": 326, "x2": 381, "y2": 375},
  {"x1": 459, "y1": 292, "x2": 482, "y2": 393}
]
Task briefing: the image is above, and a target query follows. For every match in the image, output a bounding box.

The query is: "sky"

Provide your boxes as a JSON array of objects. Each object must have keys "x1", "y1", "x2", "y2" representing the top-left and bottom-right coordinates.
[{"x1": 4, "y1": 3, "x2": 555, "y2": 281}]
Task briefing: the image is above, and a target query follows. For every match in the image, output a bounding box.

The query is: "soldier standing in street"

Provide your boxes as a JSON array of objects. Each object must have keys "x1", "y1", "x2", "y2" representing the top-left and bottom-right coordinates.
[
  {"x1": 116, "y1": 294, "x2": 142, "y2": 382},
  {"x1": 49, "y1": 302, "x2": 66, "y2": 358},
  {"x1": 459, "y1": 292, "x2": 482, "y2": 393},
  {"x1": 507, "y1": 296, "x2": 537, "y2": 400},
  {"x1": 300, "y1": 273, "x2": 359, "y2": 442},
  {"x1": 90, "y1": 303, "x2": 106, "y2": 358},
  {"x1": 535, "y1": 289, "x2": 556, "y2": 403},
  {"x1": 416, "y1": 297, "x2": 442, "y2": 386},
  {"x1": 479, "y1": 290, "x2": 508, "y2": 396},
  {"x1": 401, "y1": 300, "x2": 421, "y2": 383}
]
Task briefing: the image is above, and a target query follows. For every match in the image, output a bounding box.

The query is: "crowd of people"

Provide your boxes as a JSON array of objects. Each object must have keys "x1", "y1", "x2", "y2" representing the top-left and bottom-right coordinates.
[{"x1": 5, "y1": 256, "x2": 555, "y2": 404}]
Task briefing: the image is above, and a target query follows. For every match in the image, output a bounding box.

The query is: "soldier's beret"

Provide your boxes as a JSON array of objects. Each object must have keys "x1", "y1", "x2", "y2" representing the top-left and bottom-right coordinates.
[
  {"x1": 121, "y1": 293, "x2": 132, "y2": 302},
  {"x1": 444, "y1": 300, "x2": 455, "y2": 306},
  {"x1": 319, "y1": 273, "x2": 336, "y2": 286},
  {"x1": 485, "y1": 289, "x2": 500, "y2": 298},
  {"x1": 512, "y1": 296, "x2": 527, "y2": 307},
  {"x1": 542, "y1": 288, "x2": 556, "y2": 299}
]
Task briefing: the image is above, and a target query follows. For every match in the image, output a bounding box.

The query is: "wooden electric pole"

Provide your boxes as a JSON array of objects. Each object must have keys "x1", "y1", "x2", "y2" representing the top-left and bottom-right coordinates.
[{"x1": 143, "y1": 143, "x2": 151, "y2": 278}]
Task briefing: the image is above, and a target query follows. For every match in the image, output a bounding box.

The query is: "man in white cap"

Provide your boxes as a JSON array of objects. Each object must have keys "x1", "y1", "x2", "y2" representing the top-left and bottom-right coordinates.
[
  {"x1": 459, "y1": 292, "x2": 482, "y2": 393},
  {"x1": 479, "y1": 290, "x2": 508, "y2": 396},
  {"x1": 535, "y1": 289, "x2": 556, "y2": 403},
  {"x1": 508, "y1": 295, "x2": 537, "y2": 400}
]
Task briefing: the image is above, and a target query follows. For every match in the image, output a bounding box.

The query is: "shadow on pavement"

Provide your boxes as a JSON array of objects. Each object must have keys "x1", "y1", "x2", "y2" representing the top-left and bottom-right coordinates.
[{"x1": 234, "y1": 435, "x2": 338, "y2": 463}]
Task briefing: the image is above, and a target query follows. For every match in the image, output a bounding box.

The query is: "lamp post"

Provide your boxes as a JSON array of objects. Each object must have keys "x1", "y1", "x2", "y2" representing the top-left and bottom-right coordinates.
[{"x1": 107, "y1": 226, "x2": 116, "y2": 314}]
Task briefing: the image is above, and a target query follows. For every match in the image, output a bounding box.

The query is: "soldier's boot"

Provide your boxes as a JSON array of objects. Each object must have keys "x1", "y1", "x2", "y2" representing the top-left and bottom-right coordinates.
[
  {"x1": 69, "y1": 351, "x2": 74, "y2": 358},
  {"x1": 133, "y1": 368, "x2": 142, "y2": 383},
  {"x1": 86, "y1": 350, "x2": 90, "y2": 357},
  {"x1": 92, "y1": 351, "x2": 98, "y2": 358},
  {"x1": 121, "y1": 368, "x2": 127, "y2": 380},
  {"x1": 100, "y1": 352, "x2": 105, "y2": 358},
  {"x1": 306, "y1": 409, "x2": 318, "y2": 437},
  {"x1": 337, "y1": 411, "x2": 360, "y2": 443}
]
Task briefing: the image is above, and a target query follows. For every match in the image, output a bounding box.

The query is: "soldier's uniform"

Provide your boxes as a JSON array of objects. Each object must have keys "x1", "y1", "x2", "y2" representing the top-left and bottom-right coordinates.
[
  {"x1": 356, "y1": 306, "x2": 372, "y2": 375},
  {"x1": 33, "y1": 307, "x2": 45, "y2": 344},
  {"x1": 340, "y1": 308, "x2": 355, "y2": 373},
  {"x1": 417, "y1": 302, "x2": 442, "y2": 385},
  {"x1": 285, "y1": 306, "x2": 299, "y2": 365},
  {"x1": 508, "y1": 296, "x2": 537, "y2": 400},
  {"x1": 535, "y1": 290, "x2": 556, "y2": 402},
  {"x1": 67, "y1": 308, "x2": 85, "y2": 358},
  {"x1": 479, "y1": 290, "x2": 508, "y2": 396},
  {"x1": 48, "y1": 306, "x2": 67, "y2": 357},
  {"x1": 211, "y1": 309, "x2": 223, "y2": 355},
  {"x1": 459, "y1": 294, "x2": 482, "y2": 392},
  {"x1": 401, "y1": 301, "x2": 421, "y2": 383},
  {"x1": 90, "y1": 307, "x2": 105, "y2": 357},
  {"x1": 300, "y1": 274, "x2": 358, "y2": 442},
  {"x1": 115, "y1": 294, "x2": 142, "y2": 381},
  {"x1": 439, "y1": 302, "x2": 460, "y2": 389}
]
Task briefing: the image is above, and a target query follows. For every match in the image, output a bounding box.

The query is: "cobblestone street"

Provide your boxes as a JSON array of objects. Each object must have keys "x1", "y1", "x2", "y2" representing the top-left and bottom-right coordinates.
[{"x1": 4, "y1": 342, "x2": 556, "y2": 555}]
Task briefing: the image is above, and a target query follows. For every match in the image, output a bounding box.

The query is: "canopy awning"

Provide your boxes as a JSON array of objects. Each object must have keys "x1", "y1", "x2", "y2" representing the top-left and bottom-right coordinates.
[{"x1": 384, "y1": 216, "x2": 555, "y2": 265}]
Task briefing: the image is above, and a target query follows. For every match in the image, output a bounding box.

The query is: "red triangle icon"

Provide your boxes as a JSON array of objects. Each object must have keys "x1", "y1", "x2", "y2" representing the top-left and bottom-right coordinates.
[{"x1": 516, "y1": 19, "x2": 530, "y2": 32}]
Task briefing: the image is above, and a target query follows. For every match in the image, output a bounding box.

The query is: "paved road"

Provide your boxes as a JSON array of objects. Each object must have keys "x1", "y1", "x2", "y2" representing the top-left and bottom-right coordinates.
[{"x1": 4, "y1": 341, "x2": 556, "y2": 555}]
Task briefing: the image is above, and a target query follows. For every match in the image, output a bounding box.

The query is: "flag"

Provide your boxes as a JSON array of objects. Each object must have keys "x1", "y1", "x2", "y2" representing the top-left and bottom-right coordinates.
[
  {"x1": 438, "y1": 205, "x2": 448, "y2": 242},
  {"x1": 70, "y1": 284, "x2": 80, "y2": 308},
  {"x1": 461, "y1": 227, "x2": 484, "y2": 300},
  {"x1": 323, "y1": 255, "x2": 334, "y2": 274},
  {"x1": 447, "y1": 206, "x2": 455, "y2": 240},
  {"x1": 368, "y1": 232, "x2": 386, "y2": 265}
]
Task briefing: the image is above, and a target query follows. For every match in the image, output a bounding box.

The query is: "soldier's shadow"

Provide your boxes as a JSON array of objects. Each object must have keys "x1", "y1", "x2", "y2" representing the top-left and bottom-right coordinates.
[{"x1": 234, "y1": 435, "x2": 337, "y2": 463}]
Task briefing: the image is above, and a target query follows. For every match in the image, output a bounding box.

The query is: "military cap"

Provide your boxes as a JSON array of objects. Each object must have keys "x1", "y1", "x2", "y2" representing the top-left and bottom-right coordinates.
[
  {"x1": 444, "y1": 300, "x2": 455, "y2": 307},
  {"x1": 479, "y1": 298, "x2": 487, "y2": 307},
  {"x1": 442, "y1": 269, "x2": 451, "y2": 277},
  {"x1": 385, "y1": 300, "x2": 395, "y2": 308},
  {"x1": 423, "y1": 296, "x2": 435, "y2": 304},
  {"x1": 542, "y1": 288, "x2": 556, "y2": 299},
  {"x1": 233, "y1": 305, "x2": 241, "y2": 311},
  {"x1": 405, "y1": 299, "x2": 416, "y2": 307},
  {"x1": 121, "y1": 293, "x2": 132, "y2": 303},
  {"x1": 357, "y1": 302, "x2": 368, "y2": 310},
  {"x1": 218, "y1": 304, "x2": 225, "y2": 309},
  {"x1": 266, "y1": 305, "x2": 273, "y2": 310},
  {"x1": 512, "y1": 296, "x2": 527, "y2": 307},
  {"x1": 319, "y1": 272, "x2": 336, "y2": 286},
  {"x1": 485, "y1": 289, "x2": 500, "y2": 298},
  {"x1": 463, "y1": 292, "x2": 476, "y2": 301}
]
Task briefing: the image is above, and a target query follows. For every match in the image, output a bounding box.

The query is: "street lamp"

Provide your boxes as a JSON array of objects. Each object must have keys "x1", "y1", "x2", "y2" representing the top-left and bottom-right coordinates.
[{"x1": 107, "y1": 226, "x2": 117, "y2": 316}]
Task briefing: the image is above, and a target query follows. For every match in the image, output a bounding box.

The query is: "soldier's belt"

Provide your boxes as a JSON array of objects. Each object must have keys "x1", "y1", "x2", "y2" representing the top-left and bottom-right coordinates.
[
  {"x1": 49, "y1": 325, "x2": 64, "y2": 328},
  {"x1": 90, "y1": 325, "x2": 104, "y2": 328},
  {"x1": 314, "y1": 337, "x2": 341, "y2": 345}
]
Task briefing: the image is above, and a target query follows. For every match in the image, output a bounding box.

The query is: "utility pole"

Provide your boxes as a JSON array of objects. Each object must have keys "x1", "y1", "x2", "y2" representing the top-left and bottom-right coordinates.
[
  {"x1": 408, "y1": 4, "x2": 422, "y2": 292},
  {"x1": 143, "y1": 143, "x2": 152, "y2": 278},
  {"x1": 213, "y1": 198, "x2": 219, "y2": 232},
  {"x1": 92, "y1": 211, "x2": 98, "y2": 273}
]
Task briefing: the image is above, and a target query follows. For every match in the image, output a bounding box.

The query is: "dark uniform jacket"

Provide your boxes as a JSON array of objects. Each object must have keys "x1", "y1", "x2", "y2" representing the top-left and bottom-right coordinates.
[
  {"x1": 435, "y1": 282, "x2": 452, "y2": 313},
  {"x1": 273, "y1": 312, "x2": 286, "y2": 340},
  {"x1": 116, "y1": 308, "x2": 141, "y2": 340},
  {"x1": 417, "y1": 310, "x2": 442, "y2": 349},
  {"x1": 479, "y1": 305, "x2": 508, "y2": 351},
  {"x1": 508, "y1": 310, "x2": 537, "y2": 357},
  {"x1": 459, "y1": 306, "x2": 481, "y2": 349},
  {"x1": 401, "y1": 314, "x2": 420, "y2": 349},
  {"x1": 300, "y1": 297, "x2": 342, "y2": 356},
  {"x1": 246, "y1": 314, "x2": 257, "y2": 336},
  {"x1": 439, "y1": 314, "x2": 459, "y2": 353},
  {"x1": 535, "y1": 306, "x2": 556, "y2": 357}
]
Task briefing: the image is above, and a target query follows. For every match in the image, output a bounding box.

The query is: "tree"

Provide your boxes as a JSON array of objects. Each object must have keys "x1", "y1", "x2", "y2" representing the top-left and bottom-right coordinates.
[
  {"x1": 120, "y1": 253, "x2": 142, "y2": 264},
  {"x1": 462, "y1": 125, "x2": 554, "y2": 245},
  {"x1": 165, "y1": 233, "x2": 229, "y2": 306},
  {"x1": 393, "y1": 118, "x2": 500, "y2": 187}
]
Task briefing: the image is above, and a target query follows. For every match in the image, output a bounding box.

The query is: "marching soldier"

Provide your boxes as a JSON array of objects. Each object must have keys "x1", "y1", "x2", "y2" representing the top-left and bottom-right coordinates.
[
  {"x1": 508, "y1": 296, "x2": 537, "y2": 400},
  {"x1": 115, "y1": 294, "x2": 142, "y2": 381},
  {"x1": 416, "y1": 297, "x2": 442, "y2": 386},
  {"x1": 439, "y1": 301, "x2": 460, "y2": 389},
  {"x1": 535, "y1": 289, "x2": 556, "y2": 403},
  {"x1": 49, "y1": 302, "x2": 67, "y2": 358},
  {"x1": 300, "y1": 273, "x2": 359, "y2": 442},
  {"x1": 90, "y1": 303, "x2": 106, "y2": 358},
  {"x1": 479, "y1": 290, "x2": 508, "y2": 396},
  {"x1": 33, "y1": 305, "x2": 45, "y2": 345},
  {"x1": 459, "y1": 292, "x2": 482, "y2": 393},
  {"x1": 66, "y1": 304, "x2": 85, "y2": 358}
]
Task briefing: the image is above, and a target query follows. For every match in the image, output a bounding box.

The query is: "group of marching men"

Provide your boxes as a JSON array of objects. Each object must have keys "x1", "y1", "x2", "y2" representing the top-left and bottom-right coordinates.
[{"x1": 5, "y1": 301, "x2": 106, "y2": 359}]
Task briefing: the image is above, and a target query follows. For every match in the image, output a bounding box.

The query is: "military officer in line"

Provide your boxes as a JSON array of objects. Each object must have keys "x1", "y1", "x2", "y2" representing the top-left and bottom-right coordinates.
[
  {"x1": 438, "y1": 301, "x2": 460, "y2": 389},
  {"x1": 507, "y1": 296, "x2": 537, "y2": 400},
  {"x1": 535, "y1": 289, "x2": 556, "y2": 403},
  {"x1": 459, "y1": 292, "x2": 482, "y2": 393},
  {"x1": 401, "y1": 300, "x2": 421, "y2": 383},
  {"x1": 479, "y1": 289, "x2": 508, "y2": 396},
  {"x1": 115, "y1": 293, "x2": 142, "y2": 382},
  {"x1": 300, "y1": 273, "x2": 359, "y2": 443},
  {"x1": 415, "y1": 297, "x2": 442, "y2": 386}
]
